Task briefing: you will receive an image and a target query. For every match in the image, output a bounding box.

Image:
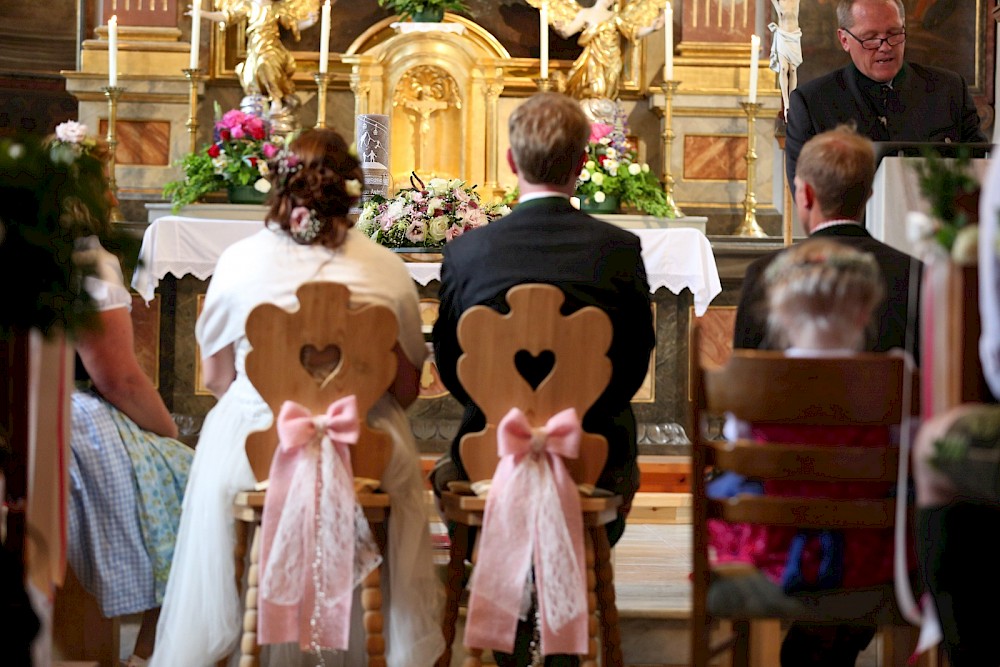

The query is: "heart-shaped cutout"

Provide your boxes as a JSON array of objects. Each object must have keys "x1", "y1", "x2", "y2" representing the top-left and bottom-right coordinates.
[
  {"x1": 300, "y1": 344, "x2": 342, "y2": 387},
  {"x1": 514, "y1": 349, "x2": 556, "y2": 390}
]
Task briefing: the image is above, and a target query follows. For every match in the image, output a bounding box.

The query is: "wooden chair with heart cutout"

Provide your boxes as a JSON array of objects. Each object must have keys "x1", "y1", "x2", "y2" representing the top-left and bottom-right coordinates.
[
  {"x1": 437, "y1": 283, "x2": 623, "y2": 667},
  {"x1": 231, "y1": 281, "x2": 396, "y2": 667}
]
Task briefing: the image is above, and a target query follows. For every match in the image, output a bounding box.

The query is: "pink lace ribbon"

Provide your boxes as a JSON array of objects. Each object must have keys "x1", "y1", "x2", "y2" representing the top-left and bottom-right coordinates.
[
  {"x1": 258, "y1": 398, "x2": 382, "y2": 652},
  {"x1": 464, "y1": 407, "x2": 589, "y2": 656}
]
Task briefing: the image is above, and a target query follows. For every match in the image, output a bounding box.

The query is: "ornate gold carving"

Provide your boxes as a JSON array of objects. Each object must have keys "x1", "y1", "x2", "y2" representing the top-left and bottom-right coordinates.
[{"x1": 392, "y1": 65, "x2": 462, "y2": 177}]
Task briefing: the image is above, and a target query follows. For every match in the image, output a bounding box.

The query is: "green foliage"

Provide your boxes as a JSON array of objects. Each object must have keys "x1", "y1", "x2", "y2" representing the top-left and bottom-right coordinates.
[
  {"x1": 376, "y1": 0, "x2": 468, "y2": 20},
  {"x1": 163, "y1": 151, "x2": 225, "y2": 212},
  {"x1": 915, "y1": 148, "x2": 980, "y2": 230}
]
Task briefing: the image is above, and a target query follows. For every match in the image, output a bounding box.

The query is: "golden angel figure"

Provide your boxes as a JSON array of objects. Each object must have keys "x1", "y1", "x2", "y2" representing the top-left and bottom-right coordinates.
[
  {"x1": 528, "y1": 0, "x2": 664, "y2": 101},
  {"x1": 197, "y1": 0, "x2": 320, "y2": 114}
]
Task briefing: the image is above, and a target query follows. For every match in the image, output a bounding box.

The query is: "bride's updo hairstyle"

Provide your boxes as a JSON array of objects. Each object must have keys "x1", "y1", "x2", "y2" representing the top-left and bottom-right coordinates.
[
  {"x1": 266, "y1": 128, "x2": 363, "y2": 248},
  {"x1": 764, "y1": 238, "x2": 884, "y2": 351}
]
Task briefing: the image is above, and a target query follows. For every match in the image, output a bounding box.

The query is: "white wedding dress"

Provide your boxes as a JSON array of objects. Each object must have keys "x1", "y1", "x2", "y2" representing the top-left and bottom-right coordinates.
[{"x1": 150, "y1": 227, "x2": 444, "y2": 667}]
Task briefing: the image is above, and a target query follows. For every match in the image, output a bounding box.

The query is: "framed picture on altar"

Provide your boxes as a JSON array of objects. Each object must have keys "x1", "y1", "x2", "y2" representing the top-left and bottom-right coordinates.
[{"x1": 631, "y1": 302, "x2": 657, "y2": 404}]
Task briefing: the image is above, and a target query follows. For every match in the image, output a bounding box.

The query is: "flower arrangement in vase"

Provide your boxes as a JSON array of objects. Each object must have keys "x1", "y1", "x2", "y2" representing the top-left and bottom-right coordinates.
[
  {"x1": 164, "y1": 106, "x2": 282, "y2": 211},
  {"x1": 356, "y1": 175, "x2": 510, "y2": 249},
  {"x1": 576, "y1": 108, "x2": 676, "y2": 217},
  {"x1": 906, "y1": 148, "x2": 981, "y2": 265},
  {"x1": 376, "y1": 0, "x2": 467, "y2": 21}
]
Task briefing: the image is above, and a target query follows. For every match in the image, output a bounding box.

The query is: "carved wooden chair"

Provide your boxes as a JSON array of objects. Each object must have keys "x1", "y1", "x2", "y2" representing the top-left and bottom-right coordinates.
[
  {"x1": 437, "y1": 283, "x2": 624, "y2": 667},
  {"x1": 231, "y1": 282, "x2": 396, "y2": 667},
  {"x1": 689, "y1": 329, "x2": 923, "y2": 667}
]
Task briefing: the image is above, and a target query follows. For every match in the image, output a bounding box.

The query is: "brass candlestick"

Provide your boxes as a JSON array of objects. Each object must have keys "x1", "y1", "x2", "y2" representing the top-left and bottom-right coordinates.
[
  {"x1": 314, "y1": 72, "x2": 330, "y2": 129},
  {"x1": 659, "y1": 80, "x2": 685, "y2": 219},
  {"x1": 182, "y1": 68, "x2": 202, "y2": 155},
  {"x1": 735, "y1": 101, "x2": 766, "y2": 238},
  {"x1": 532, "y1": 76, "x2": 553, "y2": 92},
  {"x1": 101, "y1": 85, "x2": 125, "y2": 223}
]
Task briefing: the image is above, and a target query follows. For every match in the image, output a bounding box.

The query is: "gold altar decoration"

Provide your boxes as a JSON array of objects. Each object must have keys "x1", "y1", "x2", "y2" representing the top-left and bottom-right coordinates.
[
  {"x1": 342, "y1": 15, "x2": 507, "y2": 195},
  {"x1": 206, "y1": 0, "x2": 320, "y2": 118},
  {"x1": 527, "y1": 0, "x2": 663, "y2": 101},
  {"x1": 657, "y1": 80, "x2": 684, "y2": 218},
  {"x1": 392, "y1": 65, "x2": 462, "y2": 176},
  {"x1": 735, "y1": 100, "x2": 765, "y2": 237}
]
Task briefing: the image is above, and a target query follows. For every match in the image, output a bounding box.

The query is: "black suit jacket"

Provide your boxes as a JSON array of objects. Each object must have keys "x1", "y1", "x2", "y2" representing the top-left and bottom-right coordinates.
[
  {"x1": 732, "y1": 224, "x2": 921, "y2": 357},
  {"x1": 432, "y1": 196, "x2": 655, "y2": 498},
  {"x1": 785, "y1": 62, "x2": 986, "y2": 190}
]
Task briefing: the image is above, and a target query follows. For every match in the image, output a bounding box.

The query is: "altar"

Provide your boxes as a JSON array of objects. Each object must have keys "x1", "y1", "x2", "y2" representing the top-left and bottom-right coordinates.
[{"x1": 132, "y1": 209, "x2": 722, "y2": 455}]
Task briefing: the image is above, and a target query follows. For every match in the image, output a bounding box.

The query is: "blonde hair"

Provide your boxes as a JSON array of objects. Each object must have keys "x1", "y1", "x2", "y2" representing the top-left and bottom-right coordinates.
[
  {"x1": 764, "y1": 239, "x2": 884, "y2": 350},
  {"x1": 508, "y1": 92, "x2": 590, "y2": 187},
  {"x1": 796, "y1": 126, "x2": 876, "y2": 220}
]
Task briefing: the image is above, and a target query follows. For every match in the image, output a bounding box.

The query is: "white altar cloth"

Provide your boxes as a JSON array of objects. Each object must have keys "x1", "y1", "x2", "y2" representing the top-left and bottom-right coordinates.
[{"x1": 132, "y1": 217, "x2": 722, "y2": 315}]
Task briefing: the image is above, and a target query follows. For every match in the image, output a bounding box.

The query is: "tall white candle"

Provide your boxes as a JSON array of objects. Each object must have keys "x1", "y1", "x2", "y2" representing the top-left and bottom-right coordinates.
[
  {"x1": 189, "y1": 2, "x2": 201, "y2": 70},
  {"x1": 540, "y1": 2, "x2": 549, "y2": 79},
  {"x1": 108, "y1": 15, "x2": 118, "y2": 87},
  {"x1": 664, "y1": 2, "x2": 673, "y2": 80},
  {"x1": 748, "y1": 34, "x2": 760, "y2": 103},
  {"x1": 319, "y1": 0, "x2": 331, "y2": 74}
]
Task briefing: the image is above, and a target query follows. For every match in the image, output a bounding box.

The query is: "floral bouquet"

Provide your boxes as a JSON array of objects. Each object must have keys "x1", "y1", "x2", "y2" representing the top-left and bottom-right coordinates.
[
  {"x1": 164, "y1": 106, "x2": 281, "y2": 211},
  {"x1": 905, "y1": 149, "x2": 981, "y2": 265},
  {"x1": 576, "y1": 109, "x2": 675, "y2": 218},
  {"x1": 356, "y1": 175, "x2": 510, "y2": 249}
]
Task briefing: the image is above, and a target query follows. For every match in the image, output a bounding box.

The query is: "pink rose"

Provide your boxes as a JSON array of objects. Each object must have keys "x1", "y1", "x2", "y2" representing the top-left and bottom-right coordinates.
[
  {"x1": 589, "y1": 123, "x2": 614, "y2": 143},
  {"x1": 262, "y1": 142, "x2": 279, "y2": 159},
  {"x1": 230, "y1": 125, "x2": 245, "y2": 140},
  {"x1": 289, "y1": 206, "x2": 311, "y2": 229},
  {"x1": 221, "y1": 109, "x2": 246, "y2": 129}
]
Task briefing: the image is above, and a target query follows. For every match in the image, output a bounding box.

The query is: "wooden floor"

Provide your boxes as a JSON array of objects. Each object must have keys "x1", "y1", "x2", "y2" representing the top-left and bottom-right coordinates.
[{"x1": 116, "y1": 519, "x2": 892, "y2": 666}]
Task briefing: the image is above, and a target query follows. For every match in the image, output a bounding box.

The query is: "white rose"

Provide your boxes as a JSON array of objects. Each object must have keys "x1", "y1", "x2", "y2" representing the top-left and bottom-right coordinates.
[
  {"x1": 641, "y1": 163, "x2": 650, "y2": 173},
  {"x1": 951, "y1": 225, "x2": 979, "y2": 266},
  {"x1": 426, "y1": 215, "x2": 450, "y2": 242},
  {"x1": 428, "y1": 178, "x2": 450, "y2": 195},
  {"x1": 591, "y1": 172, "x2": 605, "y2": 186},
  {"x1": 906, "y1": 211, "x2": 936, "y2": 243},
  {"x1": 579, "y1": 168, "x2": 591, "y2": 182},
  {"x1": 593, "y1": 191, "x2": 606, "y2": 203},
  {"x1": 386, "y1": 199, "x2": 406, "y2": 221},
  {"x1": 253, "y1": 178, "x2": 271, "y2": 193},
  {"x1": 496, "y1": 204, "x2": 512, "y2": 216},
  {"x1": 605, "y1": 160, "x2": 619, "y2": 176},
  {"x1": 257, "y1": 161, "x2": 270, "y2": 177},
  {"x1": 628, "y1": 163, "x2": 642, "y2": 176},
  {"x1": 55, "y1": 120, "x2": 89, "y2": 144},
  {"x1": 586, "y1": 160, "x2": 596, "y2": 171}
]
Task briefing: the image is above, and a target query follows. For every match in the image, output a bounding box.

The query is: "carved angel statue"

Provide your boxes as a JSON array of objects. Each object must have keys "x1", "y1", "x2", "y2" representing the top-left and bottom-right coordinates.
[
  {"x1": 195, "y1": 0, "x2": 320, "y2": 116},
  {"x1": 528, "y1": 0, "x2": 664, "y2": 101}
]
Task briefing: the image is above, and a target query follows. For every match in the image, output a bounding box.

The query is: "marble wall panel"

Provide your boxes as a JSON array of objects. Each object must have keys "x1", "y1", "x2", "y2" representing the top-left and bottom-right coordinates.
[
  {"x1": 99, "y1": 119, "x2": 171, "y2": 165},
  {"x1": 131, "y1": 294, "x2": 160, "y2": 387},
  {"x1": 684, "y1": 134, "x2": 747, "y2": 181}
]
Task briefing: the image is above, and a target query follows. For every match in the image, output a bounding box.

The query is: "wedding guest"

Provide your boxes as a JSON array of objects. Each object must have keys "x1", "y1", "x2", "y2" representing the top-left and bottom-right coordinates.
[
  {"x1": 44, "y1": 124, "x2": 194, "y2": 667},
  {"x1": 431, "y1": 92, "x2": 655, "y2": 667},
  {"x1": 784, "y1": 0, "x2": 986, "y2": 194},
  {"x1": 150, "y1": 128, "x2": 443, "y2": 667},
  {"x1": 713, "y1": 238, "x2": 905, "y2": 667},
  {"x1": 734, "y1": 125, "x2": 920, "y2": 358}
]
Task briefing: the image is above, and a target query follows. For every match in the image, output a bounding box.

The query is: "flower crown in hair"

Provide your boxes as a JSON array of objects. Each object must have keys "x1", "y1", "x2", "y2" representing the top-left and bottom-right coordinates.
[
  {"x1": 271, "y1": 145, "x2": 303, "y2": 187},
  {"x1": 49, "y1": 121, "x2": 99, "y2": 165}
]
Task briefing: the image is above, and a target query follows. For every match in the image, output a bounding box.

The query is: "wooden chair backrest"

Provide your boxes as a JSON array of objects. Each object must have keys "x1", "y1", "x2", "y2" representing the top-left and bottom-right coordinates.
[
  {"x1": 243, "y1": 282, "x2": 397, "y2": 482},
  {"x1": 690, "y1": 328, "x2": 917, "y2": 533},
  {"x1": 456, "y1": 284, "x2": 613, "y2": 485}
]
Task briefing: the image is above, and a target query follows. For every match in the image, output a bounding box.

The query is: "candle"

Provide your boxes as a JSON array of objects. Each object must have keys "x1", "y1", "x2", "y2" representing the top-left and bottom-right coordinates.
[
  {"x1": 189, "y1": 2, "x2": 201, "y2": 70},
  {"x1": 664, "y1": 2, "x2": 673, "y2": 81},
  {"x1": 540, "y1": 2, "x2": 549, "y2": 79},
  {"x1": 319, "y1": 0, "x2": 331, "y2": 74},
  {"x1": 748, "y1": 34, "x2": 760, "y2": 103},
  {"x1": 108, "y1": 15, "x2": 118, "y2": 87}
]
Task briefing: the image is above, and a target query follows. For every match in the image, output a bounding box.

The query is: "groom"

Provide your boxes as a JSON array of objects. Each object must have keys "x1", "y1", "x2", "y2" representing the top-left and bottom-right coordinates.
[{"x1": 431, "y1": 92, "x2": 655, "y2": 665}]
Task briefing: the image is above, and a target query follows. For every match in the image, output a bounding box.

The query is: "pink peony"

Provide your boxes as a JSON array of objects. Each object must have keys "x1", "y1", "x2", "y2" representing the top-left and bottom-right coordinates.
[
  {"x1": 589, "y1": 123, "x2": 614, "y2": 143},
  {"x1": 262, "y1": 142, "x2": 279, "y2": 159}
]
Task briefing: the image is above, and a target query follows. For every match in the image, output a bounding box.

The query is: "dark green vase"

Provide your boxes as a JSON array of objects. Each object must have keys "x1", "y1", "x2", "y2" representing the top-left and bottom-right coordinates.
[
  {"x1": 578, "y1": 194, "x2": 620, "y2": 214},
  {"x1": 410, "y1": 6, "x2": 445, "y2": 22},
  {"x1": 227, "y1": 184, "x2": 268, "y2": 205}
]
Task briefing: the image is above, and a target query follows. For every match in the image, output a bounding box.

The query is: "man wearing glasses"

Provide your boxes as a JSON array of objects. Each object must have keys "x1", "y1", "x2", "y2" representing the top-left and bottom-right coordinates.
[{"x1": 784, "y1": 0, "x2": 986, "y2": 194}]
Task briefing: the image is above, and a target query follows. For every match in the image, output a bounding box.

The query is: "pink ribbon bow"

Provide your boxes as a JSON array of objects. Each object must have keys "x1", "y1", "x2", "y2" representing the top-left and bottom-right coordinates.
[
  {"x1": 464, "y1": 407, "x2": 589, "y2": 656},
  {"x1": 258, "y1": 398, "x2": 382, "y2": 653}
]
